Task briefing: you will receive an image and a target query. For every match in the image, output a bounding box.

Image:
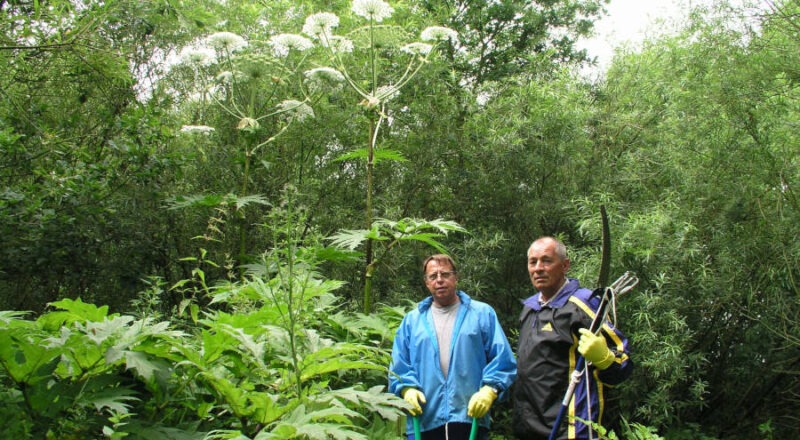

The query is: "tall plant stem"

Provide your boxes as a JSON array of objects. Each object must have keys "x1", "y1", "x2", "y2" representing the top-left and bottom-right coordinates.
[
  {"x1": 235, "y1": 89, "x2": 258, "y2": 280},
  {"x1": 237, "y1": 151, "x2": 252, "y2": 280},
  {"x1": 363, "y1": 117, "x2": 376, "y2": 314},
  {"x1": 281, "y1": 195, "x2": 304, "y2": 399}
]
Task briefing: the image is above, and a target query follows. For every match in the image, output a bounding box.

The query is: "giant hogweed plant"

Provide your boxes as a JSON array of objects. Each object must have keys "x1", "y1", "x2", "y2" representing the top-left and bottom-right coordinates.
[
  {"x1": 169, "y1": 23, "x2": 327, "y2": 275},
  {"x1": 301, "y1": 0, "x2": 461, "y2": 313},
  {"x1": 0, "y1": 207, "x2": 409, "y2": 439},
  {"x1": 170, "y1": 0, "x2": 462, "y2": 312}
]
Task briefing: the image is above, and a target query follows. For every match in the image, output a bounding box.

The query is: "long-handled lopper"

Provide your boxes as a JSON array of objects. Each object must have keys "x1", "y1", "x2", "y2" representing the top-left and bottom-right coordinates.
[{"x1": 547, "y1": 272, "x2": 638, "y2": 440}]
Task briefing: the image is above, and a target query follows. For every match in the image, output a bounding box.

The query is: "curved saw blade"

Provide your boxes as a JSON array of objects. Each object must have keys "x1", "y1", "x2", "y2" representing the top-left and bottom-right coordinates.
[{"x1": 597, "y1": 205, "x2": 611, "y2": 288}]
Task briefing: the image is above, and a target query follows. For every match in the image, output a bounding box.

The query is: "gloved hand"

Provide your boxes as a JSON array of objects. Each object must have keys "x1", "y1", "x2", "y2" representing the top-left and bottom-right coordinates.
[
  {"x1": 578, "y1": 328, "x2": 615, "y2": 370},
  {"x1": 402, "y1": 387, "x2": 426, "y2": 416},
  {"x1": 467, "y1": 385, "x2": 498, "y2": 418}
]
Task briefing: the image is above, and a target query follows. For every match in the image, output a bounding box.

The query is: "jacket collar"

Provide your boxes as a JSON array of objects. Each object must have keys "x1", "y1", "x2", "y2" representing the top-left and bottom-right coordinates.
[
  {"x1": 523, "y1": 278, "x2": 580, "y2": 311},
  {"x1": 418, "y1": 290, "x2": 470, "y2": 313}
]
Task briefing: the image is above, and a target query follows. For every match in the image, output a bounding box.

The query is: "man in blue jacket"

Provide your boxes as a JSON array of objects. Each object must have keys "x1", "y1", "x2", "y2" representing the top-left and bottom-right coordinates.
[
  {"x1": 512, "y1": 237, "x2": 633, "y2": 440},
  {"x1": 390, "y1": 254, "x2": 517, "y2": 440}
]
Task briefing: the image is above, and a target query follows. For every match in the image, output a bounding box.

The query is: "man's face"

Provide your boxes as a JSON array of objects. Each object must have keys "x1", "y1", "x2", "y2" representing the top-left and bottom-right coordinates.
[
  {"x1": 527, "y1": 239, "x2": 570, "y2": 299},
  {"x1": 424, "y1": 259, "x2": 459, "y2": 307}
]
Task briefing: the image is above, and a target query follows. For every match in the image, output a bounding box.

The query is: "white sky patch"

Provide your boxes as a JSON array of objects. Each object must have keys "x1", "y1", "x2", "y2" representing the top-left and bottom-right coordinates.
[{"x1": 577, "y1": 0, "x2": 769, "y2": 78}]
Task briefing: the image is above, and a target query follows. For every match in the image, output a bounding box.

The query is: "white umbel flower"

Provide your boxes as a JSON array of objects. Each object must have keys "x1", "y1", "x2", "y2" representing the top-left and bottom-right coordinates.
[
  {"x1": 278, "y1": 100, "x2": 315, "y2": 122},
  {"x1": 180, "y1": 125, "x2": 216, "y2": 135},
  {"x1": 216, "y1": 71, "x2": 235, "y2": 83},
  {"x1": 322, "y1": 36, "x2": 354, "y2": 54},
  {"x1": 178, "y1": 47, "x2": 217, "y2": 66},
  {"x1": 400, "y1": 42, "x2": 432, "y2": 56},
  {"x1": 206, "y1": 32, "x2": 248, "y2": 52},
  {"x1": 352, "y1": 0, "x2": 394, "y2": 22},
  {"x1": 302, "y1": 12, "x2": 340, "y2": 39},
  {"x1": 420, "y1": 26, "x2": 458, "y2": 43},
  {"x1": 269, "y1": 33, "x2": 314, "y2": 57},
  {"x1": 304, "y1": 67, "x2": 346, "y2": 92}
]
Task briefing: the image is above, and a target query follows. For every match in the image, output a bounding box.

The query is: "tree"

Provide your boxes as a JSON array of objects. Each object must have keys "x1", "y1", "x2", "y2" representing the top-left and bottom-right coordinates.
[{"x1": 593, "y1": 1, "x2": 800, "y2": 436}]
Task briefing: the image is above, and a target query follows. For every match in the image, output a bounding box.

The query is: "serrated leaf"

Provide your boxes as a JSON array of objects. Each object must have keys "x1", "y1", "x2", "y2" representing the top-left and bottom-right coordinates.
[
  {"x1": 300, "y1": 345, "x2": 383, "y2": 381},
  {"x1": 333, "y1": 148, "x2": 369, "y2": 162},
  {"x1": 327, "y1": 229, "x2": 372, "y2": 250},
  {"x1": 125, "y1": 350, "x2": 171, "y2": 381},
  {"x1": 372, "y1": 149, "x2": 407, "y2": 164},
  {"x1": 40, "y1": 298, "x2": 111, "y2": 330},
  {"x1": 165, "y1": 194, "x2": 225, "y2": 210},
  {"x1": 87, "y1": 387, "x2": 139, "y2": 414},
  {"x1": 80, "y1": 315, "x2": 134, "y2": 345},
  {"x1": 231, "y1": 194, "x2": 271, "y2": 210},
  {"x1": 397, "y1": 232, "x2": 448, "y2": 253},
  {"x1": 248, "y1": 392, "x2": 294, "y2": 425}
]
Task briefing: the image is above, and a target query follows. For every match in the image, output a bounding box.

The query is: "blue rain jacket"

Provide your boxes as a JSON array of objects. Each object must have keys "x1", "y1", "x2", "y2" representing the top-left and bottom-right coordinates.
[{"x1": 389, "y1": 291, "x2": 517, "y2": 435}]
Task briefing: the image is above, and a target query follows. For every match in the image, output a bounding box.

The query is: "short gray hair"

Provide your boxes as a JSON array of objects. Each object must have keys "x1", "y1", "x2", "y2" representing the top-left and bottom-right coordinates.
[{"x1": 529, "y1": 236, "x2": 568, "y2": 260}]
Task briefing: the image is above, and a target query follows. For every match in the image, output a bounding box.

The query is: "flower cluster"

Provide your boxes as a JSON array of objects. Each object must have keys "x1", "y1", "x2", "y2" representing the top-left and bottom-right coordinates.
[
  {"x1": 180, "y1": 125, "x2": 216, "y2": 135},
  {"x1": 302, "y1": 12, "x2": 340, "y2": 39},
  {"x1": 206, "y1": 32, "x2": 249, "y2": 52},
  {"x1": 269, "y1": 33, "x2": 313, "y2": 57},
  {"x1": 278, "y1": 100, "x2": 315, "y2": 122},
  {"x1": 420, "y1": 26, "x2": 458, "y2": 43},
  {"x1": 352, "y1": 0, "x2": 394, "y2": 22},
  {"x1": 400, "y1": 42, "x2": 432, "y2": 56},
  {"x1": 304, "y1": 67, "x2": 346, "y2": 93},
  {"x1": 321, "y1": 35, "x2": 354, "y2": 54},
  {"x1": 178, "y1": 47, "x2": 216, "y2": 66}
]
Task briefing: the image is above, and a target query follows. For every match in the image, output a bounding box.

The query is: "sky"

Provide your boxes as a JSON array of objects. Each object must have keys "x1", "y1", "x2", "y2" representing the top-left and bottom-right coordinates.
[
  {"x1": 578, "y1": 0, "x2": 767, "y2": 74},
  {"x1": 577, "y1": 0, "x2": 689, "y2": 73}
]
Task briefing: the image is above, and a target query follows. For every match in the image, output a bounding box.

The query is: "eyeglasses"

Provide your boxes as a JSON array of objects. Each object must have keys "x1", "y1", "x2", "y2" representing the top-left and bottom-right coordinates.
[{"x1": 425, "y1": 271, "x2": 455, "y2": 281}]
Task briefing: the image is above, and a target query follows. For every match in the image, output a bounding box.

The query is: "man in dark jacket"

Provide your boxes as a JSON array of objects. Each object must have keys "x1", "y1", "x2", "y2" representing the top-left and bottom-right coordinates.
[{"x1": 513, "y1": 237, "x2": 633, "y2": 440}]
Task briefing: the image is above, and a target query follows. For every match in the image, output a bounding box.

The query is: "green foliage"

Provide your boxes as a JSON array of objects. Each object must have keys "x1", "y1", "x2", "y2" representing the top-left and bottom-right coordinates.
[
  {"x1": 591, "y1": 1, "x2": 800, "y2": 437},
  {"x1": 6, "y1": 0, "x2": 800, "y2": 438},
  {"x1": 328, "y1": 217, "x2": 466, "y2": 253},
  {"x1": 0, "y1": 235, "x2": 406, "y2": 439}
]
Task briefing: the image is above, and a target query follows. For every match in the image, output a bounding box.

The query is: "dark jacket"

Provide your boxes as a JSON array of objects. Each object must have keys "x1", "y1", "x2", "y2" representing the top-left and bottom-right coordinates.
[{"x1": 513, "y1": 278, "x2": 633, "y2": 440}]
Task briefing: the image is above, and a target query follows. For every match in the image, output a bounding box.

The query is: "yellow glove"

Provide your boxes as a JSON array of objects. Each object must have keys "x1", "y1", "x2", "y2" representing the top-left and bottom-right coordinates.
[
  {"x1": 401, "y1": 387, "x2": 426, "y2": 416},
  {"x1": 578, "y1": 328, "x2": 615, "y2": 370},
  {"x1": 467, "y1": 385, "x2": 498, "y2": 418}
]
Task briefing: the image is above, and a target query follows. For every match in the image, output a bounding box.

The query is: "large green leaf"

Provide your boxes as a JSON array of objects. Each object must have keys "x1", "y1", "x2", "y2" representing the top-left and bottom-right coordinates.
[
  {"x1": 86, "y1": 386, "x2": 140, "y2": 413},
  {"x1": 124, "y1": 350, "x2": 172, "y2": 382},
  {"x1": 0, "y1": 328, "x2": 60, "y2": 384},
  {"x1": 39, "y1": 298, "x2": 112, "y2": 330}
]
